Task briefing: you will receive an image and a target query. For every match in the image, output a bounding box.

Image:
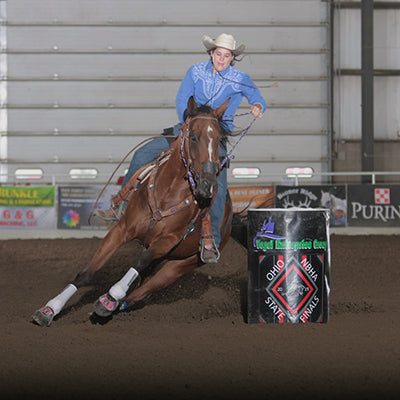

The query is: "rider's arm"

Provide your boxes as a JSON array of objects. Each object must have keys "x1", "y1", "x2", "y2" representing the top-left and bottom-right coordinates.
[{"x1": 176, "y1": 66, "x2": 195, "y2": 123}]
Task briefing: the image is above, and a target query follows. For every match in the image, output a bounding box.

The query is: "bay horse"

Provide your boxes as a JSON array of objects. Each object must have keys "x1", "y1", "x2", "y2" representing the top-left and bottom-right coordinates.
[{"x1": 32, "y1": 97, "x2": 233, "y2": 327}]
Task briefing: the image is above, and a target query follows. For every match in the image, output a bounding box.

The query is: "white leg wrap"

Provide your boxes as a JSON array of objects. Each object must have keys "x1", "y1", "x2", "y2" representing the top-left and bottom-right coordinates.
[
  {"x1": 109, "y1": 267, "x2": 139, "y2": 301},
  {"x1": 45, "y1": 284, "x2": 77, "y2": 316}
]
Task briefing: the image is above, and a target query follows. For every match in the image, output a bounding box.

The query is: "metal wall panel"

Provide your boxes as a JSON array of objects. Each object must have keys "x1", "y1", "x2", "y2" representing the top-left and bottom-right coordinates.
[
  {"x1": 7, "y1": 26, "x2": 328, "y2": 52},
  {"x1": 336, "y1": 8, "x2": 400, "y2": 69},
  {"x1": 375, "y1": 9, "x2": 400, "y2": 70},
  {"x1": 337, "y1": 75, "x2": 400, "y2": 141},
  {"x1": 3, "y1": 0, "x2": 331, "y2": 186},
  {"x1": 7, "y1": 81, "x2": 181, "y2": 107},
  {"x1": 337, "y1": 9, "x2": 361, "y2": 69},
  {"x1": 333, "y1": 5, "x2": 400, "y2": 146},
  {"x1": 7, "y1": 108, "x2": 327, "y2": 134},
  {"x1": 7, "y1": 54, "x2": 328, "y2": 79},
  {"x1": 7, "y1": 80, "x2": 327, "y2": 107},
  {"x1": 9, "y1": 131, "x2": 327, "y2": 163},
  {"x1": 0, "y1": 0, "x2": 7, "y2": 183},
  {"x1": 7, "y1": 1, "x2": 327, "y2": 25},
  {"x1": 231, "y1": 135, "x2": 328, "y2": 161}
]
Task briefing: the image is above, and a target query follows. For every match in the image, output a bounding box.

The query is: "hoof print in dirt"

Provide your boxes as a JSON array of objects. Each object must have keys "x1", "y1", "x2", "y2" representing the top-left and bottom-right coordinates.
[{"x1": 89, "y1": 313, "x2": 114, "y2": 325}]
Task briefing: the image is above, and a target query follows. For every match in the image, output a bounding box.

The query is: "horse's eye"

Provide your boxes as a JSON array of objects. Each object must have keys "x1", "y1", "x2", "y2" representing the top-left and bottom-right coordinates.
[{"x1": 190, "y1": 133, "x2": 198, "y2": 143}]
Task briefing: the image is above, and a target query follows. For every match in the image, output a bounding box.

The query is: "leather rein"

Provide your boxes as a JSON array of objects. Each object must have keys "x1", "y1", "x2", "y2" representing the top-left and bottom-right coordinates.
[
  {"x1": 179, "y1": 115, "x2": 221, "y2": 192},
  {"x1": 144, "y1": 114, "x2": 221, "y2": 244}
]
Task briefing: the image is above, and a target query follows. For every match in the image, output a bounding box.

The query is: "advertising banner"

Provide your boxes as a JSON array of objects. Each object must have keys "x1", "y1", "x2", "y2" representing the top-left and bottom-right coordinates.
[
  {"x1": 0, "y1": 186, "x2": 56, "y2": 229},
  {"x1": 228, "y1": 186, "x2": 274, "y2": 214},
  {"x1": 57, "y1": 185, "x2": 119, "y2": 230},
  {"x1": 247, "y1": 209, "x2": 330, "y2": 324},
  {"x1": 275, "y1": 185, "x2": 347, "y2": 227},
  {"x1": 348, "y1": 184, "x2": 400, "y2": 227}
]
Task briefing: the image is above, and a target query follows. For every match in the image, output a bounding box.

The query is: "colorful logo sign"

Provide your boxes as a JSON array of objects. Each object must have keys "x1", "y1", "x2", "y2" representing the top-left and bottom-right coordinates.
[
  {"x1": 253, "y1": 216, "x2": 285, "y2": 247},
  {"x1": 62, "y1": 210, "x2": 80, "y2": 227}
]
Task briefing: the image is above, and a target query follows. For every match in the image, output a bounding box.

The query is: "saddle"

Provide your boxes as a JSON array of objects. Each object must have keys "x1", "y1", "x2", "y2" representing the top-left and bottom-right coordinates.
[
  {"x1": 111, "y1": 134, "x2": 219, "y2": 263},
  {"x1": 112, "y1": 148, "x2": 172, "y2": 206}
]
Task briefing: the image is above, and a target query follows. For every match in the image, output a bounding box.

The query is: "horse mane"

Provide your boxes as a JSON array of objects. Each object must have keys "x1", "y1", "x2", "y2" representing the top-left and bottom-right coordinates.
[{"x1": 188, "y1": 104, "x2": 232, "y2": 142}]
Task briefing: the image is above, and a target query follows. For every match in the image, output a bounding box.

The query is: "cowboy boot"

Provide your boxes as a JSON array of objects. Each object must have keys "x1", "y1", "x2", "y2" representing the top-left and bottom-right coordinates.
[
  {"x1": 93, "y1": 199, "x2": 128, "y2": 222},
  {"x1": 200, "y1": 211, "x2": 220, "y2": 264},
  {"x1": 92, "y1": 177, "x2": 139, "y2": 223},
  {"x1": 92, "y1": 164, "x2": 150, "y2": 223},
  {"x1": 93, "y1": 149, "x2": 171, "y2": 224}
]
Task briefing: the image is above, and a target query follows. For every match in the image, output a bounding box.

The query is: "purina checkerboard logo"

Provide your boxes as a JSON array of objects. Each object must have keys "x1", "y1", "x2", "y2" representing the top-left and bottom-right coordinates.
[{"x1": 375, "y1": 188, "x2": 390, "y2": 205}]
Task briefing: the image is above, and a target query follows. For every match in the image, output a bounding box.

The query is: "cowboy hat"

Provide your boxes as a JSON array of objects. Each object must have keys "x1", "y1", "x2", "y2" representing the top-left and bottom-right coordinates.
[{"x1": 202, "y1": 33, "x2": 245, "y2": 56}]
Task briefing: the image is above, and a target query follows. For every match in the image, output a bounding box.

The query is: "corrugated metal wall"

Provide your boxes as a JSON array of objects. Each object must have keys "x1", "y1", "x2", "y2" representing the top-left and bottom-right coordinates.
[
  {"x1": 332, "y1": 0, "x2": 400, "y2": 182},
  {"x1": 1, "y1": 0, "x2": 331, "y2": 185}
]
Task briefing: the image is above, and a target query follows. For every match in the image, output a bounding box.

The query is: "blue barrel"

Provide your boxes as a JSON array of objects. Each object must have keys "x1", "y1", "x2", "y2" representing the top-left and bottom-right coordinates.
[{"x1": 247, "y1": 209, "x2": 331, "y2": 323}]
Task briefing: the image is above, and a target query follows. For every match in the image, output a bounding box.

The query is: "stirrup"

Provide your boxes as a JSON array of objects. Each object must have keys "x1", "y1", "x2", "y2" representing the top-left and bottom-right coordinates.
[
  {"x1": 200, "y1": 237, "x2": 220, "y2": 264},
  {"x1": 93, "y1": 201, "x2": 128, "y2": 223}
]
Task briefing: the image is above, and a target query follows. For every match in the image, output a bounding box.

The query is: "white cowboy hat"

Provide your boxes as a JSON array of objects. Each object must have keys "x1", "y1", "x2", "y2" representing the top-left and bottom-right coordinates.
[{"x1": 202, "y1": 33, "x2": 245, "y2": 56}]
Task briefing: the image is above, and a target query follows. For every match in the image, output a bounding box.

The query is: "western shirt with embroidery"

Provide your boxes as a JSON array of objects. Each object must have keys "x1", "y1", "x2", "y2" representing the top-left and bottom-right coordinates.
[{"x1": 176, "y1": 60, "x2": 267, "y2": 132}]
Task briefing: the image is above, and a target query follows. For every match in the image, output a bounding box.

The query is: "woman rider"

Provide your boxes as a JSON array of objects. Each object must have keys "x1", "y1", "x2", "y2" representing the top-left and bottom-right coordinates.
[{"x1": 94, "y1": 33, "x2": 266, "y2": 263}]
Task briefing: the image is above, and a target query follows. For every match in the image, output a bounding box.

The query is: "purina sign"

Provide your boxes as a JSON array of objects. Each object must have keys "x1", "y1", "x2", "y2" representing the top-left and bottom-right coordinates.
[{"x1": 348, "y1": 185, "x2": 400, "y2": 227}]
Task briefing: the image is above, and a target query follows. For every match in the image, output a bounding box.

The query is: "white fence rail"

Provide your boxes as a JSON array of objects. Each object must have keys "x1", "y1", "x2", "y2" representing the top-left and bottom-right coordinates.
[{"x1": 1, "y1": 171, "x2": 400, "y2": 187}]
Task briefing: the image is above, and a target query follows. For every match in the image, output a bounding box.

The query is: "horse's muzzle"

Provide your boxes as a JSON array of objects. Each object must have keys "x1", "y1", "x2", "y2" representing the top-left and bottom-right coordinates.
[{"x1": 196, "y1": 161, "x2": 219, "y2": 200}]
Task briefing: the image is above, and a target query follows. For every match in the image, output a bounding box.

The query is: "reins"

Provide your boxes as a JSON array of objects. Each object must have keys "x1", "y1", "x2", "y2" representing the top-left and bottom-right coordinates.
[
  {"x1": 89, "y1": 110, "x2": 257, "y2": 225},
  {"x1": 88, "y1": 134, "x2": 176, "y2": 224},
  {"x1": 88, "y1": 67, "x2": 272, "y2": 224},
  {"x1": 180, "y1": 119, "x2": 196, "y2": 190},
  {"x1": 180, "y1": 111, "x2": 257, "y2": 183},
  {"x1": 220, "y1": 112, "x2": 257, "y2": 168},
  {"x1": 201, "y1": 67, "x2": 276, "y2": 168},
  {"x1": 179, "y1": 115, "x2": 220, "y2": 192}
]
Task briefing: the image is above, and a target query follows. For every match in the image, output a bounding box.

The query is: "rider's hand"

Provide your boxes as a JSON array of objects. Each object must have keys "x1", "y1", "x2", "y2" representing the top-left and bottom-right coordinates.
[{"x1": 250, "y1": 104, "x2": 263, "y2": 118}]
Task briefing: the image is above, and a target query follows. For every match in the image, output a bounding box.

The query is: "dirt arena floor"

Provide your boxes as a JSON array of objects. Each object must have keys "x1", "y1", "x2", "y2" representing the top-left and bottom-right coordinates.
[{"x1": 0, "y1": 234, "x2": 399, "y2": 400}]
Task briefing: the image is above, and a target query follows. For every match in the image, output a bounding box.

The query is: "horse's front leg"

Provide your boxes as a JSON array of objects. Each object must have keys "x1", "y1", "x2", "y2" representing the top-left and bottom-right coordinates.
[
  {"x1": 32, "y1": 224, "x2": 129, "y2": 327},
  {"x1": 93, "y1": 233, "x2": 185, "y2": 317},
  {"x1": 92, "y1": 246, "x2": 153, "y2": 317},
  {"x1": 72, "y1": 225, "x2": 129, "y2": 287}
]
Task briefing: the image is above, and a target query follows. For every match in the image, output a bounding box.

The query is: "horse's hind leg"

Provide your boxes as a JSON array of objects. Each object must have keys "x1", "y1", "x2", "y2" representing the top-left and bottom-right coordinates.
[
  {"x1": 32, "y1": 225, "x2": 129, "y2": 326},
  {"x1": 120, "y1": 255, "x2": 199, "y2": 311}
]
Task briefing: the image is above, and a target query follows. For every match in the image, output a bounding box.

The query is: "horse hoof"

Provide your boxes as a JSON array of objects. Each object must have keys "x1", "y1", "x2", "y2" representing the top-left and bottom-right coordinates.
[
  {"x1": 94, "y1": 293, "x2": 119, "y2": 317},
  {"x1": 32, "y1": 306, "x2": 54, "y2": 327}
]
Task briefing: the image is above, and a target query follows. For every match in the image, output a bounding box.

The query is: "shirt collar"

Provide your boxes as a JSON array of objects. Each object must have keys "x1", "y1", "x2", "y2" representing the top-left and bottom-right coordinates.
[{"x1": 206, "y1": 60, "x2": 231, "y2": 76}]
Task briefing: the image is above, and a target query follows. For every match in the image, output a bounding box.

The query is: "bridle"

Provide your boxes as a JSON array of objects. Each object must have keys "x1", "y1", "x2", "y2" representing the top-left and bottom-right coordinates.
[{"x1": 180, "y1": 114, "x2": 221, "y2": 193}]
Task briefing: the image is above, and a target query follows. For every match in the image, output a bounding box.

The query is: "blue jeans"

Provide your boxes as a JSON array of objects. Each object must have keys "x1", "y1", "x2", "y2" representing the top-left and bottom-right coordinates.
[{"x1": 122, "y1": 126, "x2": 227, "y2": 247}]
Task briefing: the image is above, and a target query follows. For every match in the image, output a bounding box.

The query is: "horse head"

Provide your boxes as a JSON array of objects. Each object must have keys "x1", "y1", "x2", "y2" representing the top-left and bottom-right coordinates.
[{"x1": 181, "y1": 97, "x2": 229, "y2": 206}]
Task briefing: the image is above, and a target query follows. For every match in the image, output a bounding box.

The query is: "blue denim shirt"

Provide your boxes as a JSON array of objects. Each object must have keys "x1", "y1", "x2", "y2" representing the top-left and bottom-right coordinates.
[{"x1": 176, "y1": 60, "x2": 267, "y2": 132}]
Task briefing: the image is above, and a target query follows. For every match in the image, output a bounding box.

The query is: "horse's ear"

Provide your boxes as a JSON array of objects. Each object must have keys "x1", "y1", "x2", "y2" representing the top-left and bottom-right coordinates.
[
  {"x1": 187, "y1": 96, "x2": 198, "y2": 116},
  {"x1": 214, "y1": 98, "x2": 230, "y2": 118}
]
